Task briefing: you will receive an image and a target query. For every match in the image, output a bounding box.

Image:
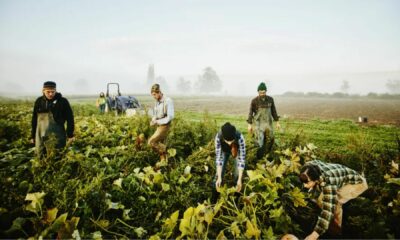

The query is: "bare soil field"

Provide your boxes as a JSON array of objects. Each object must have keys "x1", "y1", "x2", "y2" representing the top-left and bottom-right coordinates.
[{"x1": 138, "y1": 96, "x2": 400, "y2": 126}]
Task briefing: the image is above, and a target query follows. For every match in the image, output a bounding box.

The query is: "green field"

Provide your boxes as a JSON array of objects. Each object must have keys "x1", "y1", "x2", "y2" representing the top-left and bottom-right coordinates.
[{"x1": 0, "y1": 100, "x2": 399, "y2": 239}]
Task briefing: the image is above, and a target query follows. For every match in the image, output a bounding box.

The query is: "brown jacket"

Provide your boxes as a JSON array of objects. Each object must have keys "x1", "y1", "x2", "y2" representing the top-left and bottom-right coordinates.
[{"x1": 247, "y1": 95, "x2": 279, "y2": 124}]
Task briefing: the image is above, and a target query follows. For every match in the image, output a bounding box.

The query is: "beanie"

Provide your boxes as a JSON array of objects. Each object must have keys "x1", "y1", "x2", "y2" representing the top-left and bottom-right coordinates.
[
  {"x1": 221, "y1": 122, "x2": 236, "y2": 141},
  {"x1": 257, "y1": 82, "x2": 267, "y2": 91},
  {"x1": 43, "y1": 81, "x2": 56, "y2": 89}
]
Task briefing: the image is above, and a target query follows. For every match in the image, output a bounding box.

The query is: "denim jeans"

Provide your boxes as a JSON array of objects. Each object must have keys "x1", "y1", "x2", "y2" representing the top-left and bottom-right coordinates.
[{"x1": 213, "y1": 151, "x2": 239, "y2": 189}]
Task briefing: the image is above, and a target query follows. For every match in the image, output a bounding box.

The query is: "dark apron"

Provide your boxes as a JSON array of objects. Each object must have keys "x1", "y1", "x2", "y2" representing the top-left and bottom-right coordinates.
[
  {"x1": 254, "y1": 107, "x2": 274, "y2": 147},
  {"x1": 35, "y1": 112, "x2": 66, "y2": 157}
]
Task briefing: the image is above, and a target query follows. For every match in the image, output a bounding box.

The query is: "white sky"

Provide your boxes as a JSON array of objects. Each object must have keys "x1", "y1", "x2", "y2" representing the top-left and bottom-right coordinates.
[{"x1": 0, "y1": 0, "x2": 399, "y2": 95}]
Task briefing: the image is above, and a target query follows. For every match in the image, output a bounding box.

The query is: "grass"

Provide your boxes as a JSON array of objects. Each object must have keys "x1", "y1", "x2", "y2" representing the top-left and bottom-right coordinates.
[{"x1": 178, "y1": 110, "x2": 400, "y2": 156}]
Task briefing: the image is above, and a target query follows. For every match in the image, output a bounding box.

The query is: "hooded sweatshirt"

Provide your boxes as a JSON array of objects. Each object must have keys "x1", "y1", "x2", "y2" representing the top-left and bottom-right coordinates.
[{"x1": 31, "y1": 92, "x2": 74, "y2": 139}]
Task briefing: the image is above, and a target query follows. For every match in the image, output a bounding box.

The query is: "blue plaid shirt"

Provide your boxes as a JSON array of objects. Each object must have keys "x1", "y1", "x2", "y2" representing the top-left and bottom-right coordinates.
[{"x1": 215, "y1": 132, "x2": 246, "y2": 170}]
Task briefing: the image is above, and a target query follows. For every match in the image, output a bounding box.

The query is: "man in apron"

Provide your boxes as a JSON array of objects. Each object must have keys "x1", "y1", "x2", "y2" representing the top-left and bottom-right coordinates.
[
  {"x1": 247, "y1": 82, "x2": 280, "y2": 159},
  {"x1": 31, "y1": 81, "x2": 75, "y2": 158},
  {"x1": 148, "y1": 83, "x2": 174, "y2": 162}
]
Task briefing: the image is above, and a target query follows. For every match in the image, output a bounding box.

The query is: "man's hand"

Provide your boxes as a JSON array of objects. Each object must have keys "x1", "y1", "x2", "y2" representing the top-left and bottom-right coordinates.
[
  {"x1": 236, "y1": 179, "x2": 242, "y2": 192},
  {"x1": 247, "y1": 124, "x2": 253, "y2": 134},
  {"x1": 215, "y1": 177, "x2": 222, "y2": 191},
  {"x1": 150, "y1": 117, "x2": 157, "y2": 126},
  {"x1": 305, "y1": 231, "x2": 319, "y2": 240},
  {"x1": 30, "y1": 138, "x2": 35, "y2": 144}
]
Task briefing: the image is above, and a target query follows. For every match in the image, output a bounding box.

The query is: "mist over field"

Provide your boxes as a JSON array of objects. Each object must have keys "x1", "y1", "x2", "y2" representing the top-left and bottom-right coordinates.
[
  {"x1": 1, "y1": 1, "x2": 399, "y2": 97},
  {"x1": 1, "y1": 71, "x2": 400, "y2": 97}
]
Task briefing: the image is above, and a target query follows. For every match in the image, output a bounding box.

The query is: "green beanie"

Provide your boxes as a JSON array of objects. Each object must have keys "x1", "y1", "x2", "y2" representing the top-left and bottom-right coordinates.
[{"x1": 257, "y1": 82, "x2": 267, "y2": 91}]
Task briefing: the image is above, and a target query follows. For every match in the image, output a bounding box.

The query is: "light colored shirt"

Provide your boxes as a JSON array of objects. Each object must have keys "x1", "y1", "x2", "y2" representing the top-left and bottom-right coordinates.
[{"x1": 153, "y1": 95, "x2": 174, "y2": 125}]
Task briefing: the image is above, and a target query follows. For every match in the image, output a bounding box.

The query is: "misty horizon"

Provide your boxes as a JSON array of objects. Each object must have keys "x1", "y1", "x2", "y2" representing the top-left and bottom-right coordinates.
[
  {"x1": 1, "y1": 0, "x2": 399, "y2": 96},
  {"x1": 1, "y1": 69, "x2": 399, "y2": 96}
]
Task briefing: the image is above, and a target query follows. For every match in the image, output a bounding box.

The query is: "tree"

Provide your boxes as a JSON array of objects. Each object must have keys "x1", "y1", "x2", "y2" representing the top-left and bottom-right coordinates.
[
  {"x1": 340, "y1": 80, "x2": 350, "y2": 93},
  {"x1": 196, "y1": 67, "x2": 222, "y2": 93},
  {"x1": 386, "y1": 79, "x2": 400, "y2": 94},
  {"x1": 176, "y1": 77, "x2": 191, "y2": 93}
]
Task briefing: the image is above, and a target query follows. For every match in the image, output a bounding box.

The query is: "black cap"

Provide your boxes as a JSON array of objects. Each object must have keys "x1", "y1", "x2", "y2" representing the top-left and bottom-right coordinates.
[
  {"x1": 221, "y1": 122, "x2": 236, "y2": 141},
  {"x1": 43, "y1": 81, "x2": 56, "y2": 89}
]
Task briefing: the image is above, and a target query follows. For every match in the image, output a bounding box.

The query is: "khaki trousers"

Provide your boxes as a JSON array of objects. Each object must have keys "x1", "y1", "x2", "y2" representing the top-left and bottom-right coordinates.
[
  {"x1": 318, "y1": 178, "x2": 368, "y2": 227},
  {"x1": 148, "y1": 124, "x2": 170, "y2": 155}
]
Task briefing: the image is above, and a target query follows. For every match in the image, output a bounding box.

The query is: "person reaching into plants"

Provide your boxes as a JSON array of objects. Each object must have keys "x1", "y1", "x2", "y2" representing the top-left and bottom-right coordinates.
[
  {"x1": 212, "y1": 122, "x2": 246, "y2": 203},
  {"x1": 96, "y1": 92, "x2": 106, "y2": 113},
  {"x1": 299, "y1": 160, "x2": 368, "y2": 240},
  {"x1": 247, "y1": 82, "x2": 280, "y2": 159},
  {"x1": 148, "y1": 83, "x2": 174, "y2": 162},
  {"x1": 31, "y1": 81, "x2": 75, "y2": 158}
]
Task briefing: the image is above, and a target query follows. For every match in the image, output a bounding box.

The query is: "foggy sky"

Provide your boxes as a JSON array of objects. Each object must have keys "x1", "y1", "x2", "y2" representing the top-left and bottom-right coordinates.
[{"x1": 0, "y1": 0, "x2": 399, "y2": 95}]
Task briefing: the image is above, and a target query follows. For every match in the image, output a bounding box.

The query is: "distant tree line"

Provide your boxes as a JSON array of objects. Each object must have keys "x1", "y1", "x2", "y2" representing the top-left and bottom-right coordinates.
[
  {"x1": 280, "y1": 91, "x2": 400, "y2": 99},
  {"x1": 146, "y1": 65, "x2": 222, "y2": 94}
]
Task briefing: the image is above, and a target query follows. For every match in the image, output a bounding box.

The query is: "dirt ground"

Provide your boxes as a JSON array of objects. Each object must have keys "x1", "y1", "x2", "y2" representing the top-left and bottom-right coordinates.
[{"x1": 139, "y1": 96, "x2": 400, "y2": 126}]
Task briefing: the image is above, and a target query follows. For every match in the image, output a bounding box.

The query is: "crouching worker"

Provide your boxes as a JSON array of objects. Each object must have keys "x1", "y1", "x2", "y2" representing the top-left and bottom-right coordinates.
[
  {"x1": 212, "y1": 122, "x2": 246, "y2": 203},
  {"x1": 31, "y1": 81, "x2": 75, "y2": 158},
  {"x1": 300, "y1": 160, "x2": 368, "y2": 240},
  {"x1": 148, "y1": 83, "x2": 174, "y2": 162}
]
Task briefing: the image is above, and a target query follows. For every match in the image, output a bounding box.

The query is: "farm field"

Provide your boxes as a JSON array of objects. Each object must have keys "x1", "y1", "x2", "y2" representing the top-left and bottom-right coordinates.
[
  {"x1": 0, "y1": 97, "x2": 399, "y2": 239},
  {"x1": 132, "y1": 96, "x2": 400, "y2": 126}
]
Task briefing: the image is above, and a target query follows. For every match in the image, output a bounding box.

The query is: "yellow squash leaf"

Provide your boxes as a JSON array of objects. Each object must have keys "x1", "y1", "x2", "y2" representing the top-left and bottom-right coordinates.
[
  {"x1": 245, "y1": 220, "x2": 260, "y2": 239},
  {"x1": 113, "y1": 178, "x2": 123, "y2": 188},
  {"x1": 25, "y1": 191, "x2": 46, "y2": 213},
  {"x1": 216, "y1": 230, "x2": 227, "y2": 240},
  {"x1": 204, "y1": 208, "x2": 214, "y2": 225},
  {"x1": 164, "y1": 210, "x2": 179, "y2": 230},
  {"x1": 290, "y1": 187, "x2": 307, "y2": 207},
  {"x1": 45, "y1": 208, "x2": 58, "y2": 224},
  {"x1": 247, "y1": 170, "x2": 264, "y2": 182},
  {"x1": 230, "y1": 221, "x2": 241, "y2": 238},
  {"x1": 161, "y1": 183, "x2": 170, "y2": 192}
]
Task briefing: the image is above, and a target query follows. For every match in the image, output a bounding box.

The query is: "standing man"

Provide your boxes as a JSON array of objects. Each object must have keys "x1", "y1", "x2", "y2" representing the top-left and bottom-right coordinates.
[
  {"x1": 247, "y1": 82, "x2": 280, "y2": 159},
  {"x1": 148, "y1": 83, "x2": 174, "y2": 161},
  {"x1": 299, "y1": 160, "x2": 368, "y2": 240},
  {"x1": 31, "y1": 81, "x2": 75, "y2": 158},
  {"x1": 212, "y1": 122, "x2": 246, "y2": 203}
]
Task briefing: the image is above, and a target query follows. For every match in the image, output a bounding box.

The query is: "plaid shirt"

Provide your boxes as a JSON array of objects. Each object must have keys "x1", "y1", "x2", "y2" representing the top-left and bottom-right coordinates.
[
  {"x1": 215, "y1": 132, "x2": 246, "y2": 170},
  {"x1": 307, "y1": 160, "x2": 365, "y2": 235}
]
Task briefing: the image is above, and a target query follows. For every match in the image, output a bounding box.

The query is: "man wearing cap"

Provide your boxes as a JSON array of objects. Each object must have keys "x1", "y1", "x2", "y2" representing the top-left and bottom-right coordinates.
[
  {"x1": 247, "y1": 82, "x2": 280, "y2": 159},
  {"x1": 212, "y1": 122, "x2": 246, "y2": 203},
  {"x1": 31, "y1": 81, "x2": 75, "y2": 158},
  {"x1": 148, "y1": 83, "x2": 174, "y2": 161}
]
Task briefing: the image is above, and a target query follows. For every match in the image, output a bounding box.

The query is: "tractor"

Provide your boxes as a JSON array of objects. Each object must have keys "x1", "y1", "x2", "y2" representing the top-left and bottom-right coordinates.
[{"x1": 105, "y1": 83, "x2": 141, "y2": 116}]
